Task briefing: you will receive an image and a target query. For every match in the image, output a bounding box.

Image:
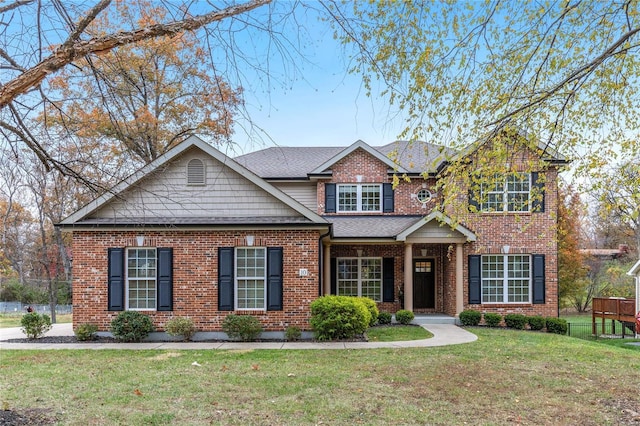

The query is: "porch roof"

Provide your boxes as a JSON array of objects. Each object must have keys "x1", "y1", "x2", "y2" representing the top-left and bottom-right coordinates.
[
  {"x1": 326, "y1": 215, "x2": 422, "y2": 239},
  {"x1": 325, "y1": 213, "x2": 476, "y2": 243}
]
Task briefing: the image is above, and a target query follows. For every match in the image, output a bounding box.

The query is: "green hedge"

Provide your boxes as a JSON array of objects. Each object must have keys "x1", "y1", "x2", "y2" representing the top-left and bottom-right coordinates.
[
  {"x1": 483, "y1": 312, "x2": 502, "y2": 327},
  {"x1": 504, "y1": 313, "x2": 527, "y2": 330},
  {"x1": 545, "y1": 317, "x2": 568, "y2": 335},
  {"x1": 310, "y1": 296, "x2": 371, "y2": 340},
  {"x1": 110, "y1": 311, "x2": 154, "y2": 342},
  {"x1": 459, "y1": 309, "x2": 481, "y2": 326},
  {"x1": 527, "y1": 316, "x2": 546, "y2": 331}
]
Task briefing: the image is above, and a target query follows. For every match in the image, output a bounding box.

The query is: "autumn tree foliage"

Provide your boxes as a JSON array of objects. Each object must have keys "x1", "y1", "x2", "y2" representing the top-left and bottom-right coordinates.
[
  {"x1": 556, "y1": 184, "x2": 588, "y2": 309},
  {"x1": 45, "y1": 1, "x2": 243, "y2": 164},
  {"x1": 0, "y1": 0, "x2": 269, "y2": 187}
]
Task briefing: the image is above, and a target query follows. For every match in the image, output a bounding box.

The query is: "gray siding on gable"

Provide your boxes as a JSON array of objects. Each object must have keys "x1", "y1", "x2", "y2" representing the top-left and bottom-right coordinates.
[
  {"x1": 271, "y1": 182, "x2": 317, "y2": 210},
  {"x1": 93, "y1": 149, "x2": 300, "y2": 220},
  {"x1": 407, "y1": 221, "x2": 462, "y2": 239}
]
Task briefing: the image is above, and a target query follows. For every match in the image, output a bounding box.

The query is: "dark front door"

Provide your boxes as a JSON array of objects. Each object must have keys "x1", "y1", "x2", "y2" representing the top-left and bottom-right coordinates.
[{"x1": 413, "y1": 259, "x2": 435, "y2": 309}]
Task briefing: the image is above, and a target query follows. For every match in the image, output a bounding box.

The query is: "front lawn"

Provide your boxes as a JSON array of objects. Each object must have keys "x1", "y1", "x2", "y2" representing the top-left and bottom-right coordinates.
[
  {"x1": 366, "y1": 324, "x2": 433, "y2": 341},
  {"x1": 1, "y1": 328, "x2": 638, "y2": 425}
]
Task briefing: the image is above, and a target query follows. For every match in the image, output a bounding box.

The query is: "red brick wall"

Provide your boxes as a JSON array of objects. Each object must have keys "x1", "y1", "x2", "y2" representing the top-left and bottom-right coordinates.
[
  {"x1": 317, "y1": 146, "x2": 559, "y2": 318},
  {"x1": 72, "y1": 229, "x2": 321, "y2": 332},
  {"x1": 316, "y1": 148, "x2": 442, "y2": 216},
  {"x1": 456, "y1": 167, "x2": 560, "y2": 317}
]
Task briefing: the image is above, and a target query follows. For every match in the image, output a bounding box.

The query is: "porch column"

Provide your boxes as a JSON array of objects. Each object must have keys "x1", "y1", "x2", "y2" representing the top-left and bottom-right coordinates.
[
  {"x1": 456, "y1": 243, "x2": 464, "y2": 316},
  {"x1": 404, "y1": 243, "x2": 413, "y2": 312},
  {"x1": 323, "y1": 243, "x2": 331, "y2": 295}
]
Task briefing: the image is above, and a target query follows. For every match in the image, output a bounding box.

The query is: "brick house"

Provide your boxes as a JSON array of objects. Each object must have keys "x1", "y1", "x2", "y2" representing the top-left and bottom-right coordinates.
[{"x1": 59, "y1": 135, "x2": 566, "y2": 336}]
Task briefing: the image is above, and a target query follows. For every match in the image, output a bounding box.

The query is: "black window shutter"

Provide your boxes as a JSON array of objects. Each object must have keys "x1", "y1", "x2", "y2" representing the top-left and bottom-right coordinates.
[
  {"x1": 531, "y1": 172, "x2": 545, "y2": 213},
  {"x1": 218, "y1": 247, "x2": 234, "y2": 311},
  {"x1": 383, "y1": 183, "x2": 394, "y2": 212},
  {"x1": 325, "y1": 183, "x2": 336, "y2": 213},
  {"x1": 468, "y1": 255, "x2": 481, "y2": 305},
  {"x1": 108, "y1": 248, "x2": 125, "y2": 311},
  {"x1": 532, "y1": 254, "x2": 545, "y2": 304},
  {"x1": 468, "y1": 189, "x2": 480, "y2": 212},
  {"x1": 382, "y1": 257, "x2": 395, "y2": 302},
  {"x1": 330, "y1": 258, "x2": 337, "y2": 295},
  {"x1": 157, "y1": 248, "x2": 173, "y2": 311},
  {"x1": 266, "y1": 247, "x2": 283, "y2": 311}
]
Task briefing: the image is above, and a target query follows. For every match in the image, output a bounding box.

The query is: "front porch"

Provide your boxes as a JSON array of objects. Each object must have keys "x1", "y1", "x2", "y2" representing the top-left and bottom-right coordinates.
[{"x1": 321, "y1": 212, "x2": 476, "y2": 318}]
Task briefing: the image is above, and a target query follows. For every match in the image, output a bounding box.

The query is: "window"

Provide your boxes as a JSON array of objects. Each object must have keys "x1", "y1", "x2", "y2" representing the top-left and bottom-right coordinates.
[
  {"x1": 481, "y1": 255, "x2": 531, "y2": 303},
  {"x1": 480, "y1": 173, "x2": 530, "y2": 212},
  {"x1": 338, "y1": 184, "x2": 381, "y2": 212},
  {"x1": 187, "y1": 158, "x2": 205, "y2": 185},
  {"x1": 235, "y1": 247, "x2": 266, "y2": 310},
  {"x1": 127, "y1": 248, "x2": 157, "y2": 310},
  {"x1": 337, "y1": 257, "x2": 382, "y2": 301},
  {"x1": 416, "y1": 189, "x2": 432, "y2": 203}
]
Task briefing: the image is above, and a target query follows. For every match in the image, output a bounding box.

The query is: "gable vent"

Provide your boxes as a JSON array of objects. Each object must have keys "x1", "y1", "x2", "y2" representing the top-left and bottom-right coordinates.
[{"x1": 187, "y1": 159, "x2": 205, "y2": 185}]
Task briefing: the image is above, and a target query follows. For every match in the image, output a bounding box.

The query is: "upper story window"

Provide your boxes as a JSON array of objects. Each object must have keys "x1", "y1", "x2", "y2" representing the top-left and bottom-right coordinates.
[
  {"x1": 325, "y1": 183, "x2": 393, "y2": 214},
  {"x1": 187, "y1": 158, "x2": 205, "y2": 185},
  {"x1": 338, "y1": 184, "x2": 381, "y2": 212},
  {"x1": 480, "y1": 173, "x2": 530, "y2": 212}
]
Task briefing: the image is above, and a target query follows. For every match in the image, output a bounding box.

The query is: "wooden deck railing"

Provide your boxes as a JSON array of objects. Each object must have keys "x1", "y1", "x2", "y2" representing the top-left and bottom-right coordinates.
[{"x1": 592, "y1": 297, "x2": 637, "y2": 336}]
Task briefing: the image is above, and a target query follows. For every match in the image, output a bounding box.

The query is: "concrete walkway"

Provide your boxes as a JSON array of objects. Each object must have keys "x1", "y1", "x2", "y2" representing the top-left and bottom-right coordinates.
[{"x1": 0, "y1": 323, "x2": 477, "y2": 350}]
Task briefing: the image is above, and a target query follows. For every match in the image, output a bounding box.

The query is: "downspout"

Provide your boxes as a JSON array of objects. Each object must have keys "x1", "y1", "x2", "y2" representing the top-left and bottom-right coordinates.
[{"x1": 318, "y1": 228, "x2": 331, "y2": 297}]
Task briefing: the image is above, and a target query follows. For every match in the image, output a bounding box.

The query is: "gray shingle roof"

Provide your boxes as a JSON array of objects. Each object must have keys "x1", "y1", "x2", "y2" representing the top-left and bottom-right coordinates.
[
  {"x1": 235, "y1": 146, "x2": 344, "y2": 178},
  {"x1": 234, "y1": 141, "x2": 456, "y2": 178},
  {"x1": 326, "y1": 215, "x2": 423, "y2": 239}
]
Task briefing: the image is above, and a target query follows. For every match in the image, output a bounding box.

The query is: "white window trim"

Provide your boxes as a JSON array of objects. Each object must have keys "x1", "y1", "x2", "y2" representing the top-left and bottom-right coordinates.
[
  {"x1": 337, "y1": 183, "x2": 382, "y2": 213},
  {"x1": 337, "y1": 257, "x2": 383, "y2": 302},
  {"x1": 234, "y1": 247, "x2": 267, "y2": 311},
  {"x1": 126, "y1": 247, "x2": 157, "y2": 311},
  {"x1": 481, "y1": 254, "x2": 532, "y2": 304},
  {"x1": 480, "y1": 173, "x2": 531, "y2": 213}
]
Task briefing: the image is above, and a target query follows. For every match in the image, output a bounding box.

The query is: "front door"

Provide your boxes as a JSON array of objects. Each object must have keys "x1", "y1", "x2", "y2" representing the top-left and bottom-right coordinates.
[{"x1": 413, "y1": 259, "x2": 435, "y2": 309}]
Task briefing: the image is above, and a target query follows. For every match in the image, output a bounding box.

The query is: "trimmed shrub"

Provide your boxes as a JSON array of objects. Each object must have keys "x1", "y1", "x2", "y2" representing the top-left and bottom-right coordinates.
[
  {"x1": 110, "y1": 311, "x2": 154, "y2": 342},
  {"x1": 285, "y1": 326, "x2": 302, "y2": 341},
  {"x1": 459, "y1": 309, "x2": 481, "y2": 326},
  {"x1": 310, "y1": 295, "x2": 371, "y2": 340},
  {"x1": 358, "y1": 297, "x2": 379, "y2": 327},
  {"x1": 527, "y1": 316, "x2": 546, "y2": 331},
  {"x1": 20, "y1": 312, "x2": 52, "y2": 339},
  {"x1": 222, "y1": 315, "x2": 262, "y2": 341},
  {"x1": 74, "y1": 323, "x2": 98, "y2": 341},
  {"x1": 377, "y1": 312, "x2": 392, "y2": 325},
  {"x1": 165, "y1": 317, "x2": 196, "y2": 341},
  {"x1": 395, "y1": 309, "x2": 414, "y2": 325},
  {"x1": 504, "y1": 313, "x2": 527, "y2": 330},
  {"x1": 545, "y1": 317, "x2": 568, "y2": 335},
  {"x1": 483, "y1": 312, "x2": 502, "y2": 327}
]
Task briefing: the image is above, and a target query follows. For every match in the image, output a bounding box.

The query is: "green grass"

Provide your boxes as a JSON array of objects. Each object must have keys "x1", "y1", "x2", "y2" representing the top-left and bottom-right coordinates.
[
  {"x1": 1, "y1": 328, "x2": 638, "y2": 425},
  {"x1": 366, "y1": 324, "x2": 433, "y2": 342},
  {"x1": 0, "y1": 313, "x2": 72, "y2": 328}
]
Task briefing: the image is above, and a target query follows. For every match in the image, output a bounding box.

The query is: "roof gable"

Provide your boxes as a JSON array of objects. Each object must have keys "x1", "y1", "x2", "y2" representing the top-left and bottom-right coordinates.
[
  {"x1": 396, "y1": 212, "x2": 476, "y2": 242},
  {"x1": 60, "y1": 136, "x2": 327, "y2": 226},
  {"x1": 309, "y1": 140, "x2": 409, "y2": 175}
]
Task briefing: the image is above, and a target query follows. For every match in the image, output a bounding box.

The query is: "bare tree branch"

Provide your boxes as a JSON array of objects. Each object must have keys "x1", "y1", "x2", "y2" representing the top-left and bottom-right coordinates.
[{"x1": 0, "y1": 0, "x2": 270, "y2": 108}]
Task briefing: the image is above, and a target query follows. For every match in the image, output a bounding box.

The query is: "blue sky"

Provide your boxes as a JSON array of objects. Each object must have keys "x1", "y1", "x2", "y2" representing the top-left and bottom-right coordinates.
[{"x1": 224, "y1": 3, "x2": 405, "y2": 155}]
